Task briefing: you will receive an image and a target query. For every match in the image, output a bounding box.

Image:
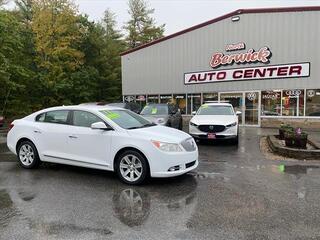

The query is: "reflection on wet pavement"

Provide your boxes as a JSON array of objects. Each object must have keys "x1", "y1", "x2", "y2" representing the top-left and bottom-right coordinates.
[{"x1": 0, "y1": 128, "x2": 320, "y2": 239}]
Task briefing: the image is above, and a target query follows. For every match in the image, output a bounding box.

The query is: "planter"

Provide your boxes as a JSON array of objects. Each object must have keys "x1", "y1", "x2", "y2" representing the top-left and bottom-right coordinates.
[
  {"x1": 295, "y1": 137, "x2": 307, "y2": 149},
  {"x1": 279, "y1": 124, "x2": 294, "y2": 140},
  {"x1": 285, "y1": 137, "x2": 295, "y2": 147}
]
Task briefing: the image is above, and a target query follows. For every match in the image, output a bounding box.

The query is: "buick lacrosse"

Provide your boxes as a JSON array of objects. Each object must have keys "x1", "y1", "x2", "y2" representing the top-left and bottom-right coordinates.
[{"x1": 7, "y1": 106, "x2": 198, "y2": 184}]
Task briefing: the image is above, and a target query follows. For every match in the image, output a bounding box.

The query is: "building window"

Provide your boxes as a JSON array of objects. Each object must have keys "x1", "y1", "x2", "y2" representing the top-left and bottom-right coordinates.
[
  {"x1": 282, "y1": 89, "x2": 304, "y2": 116},
  {"x1": 187, "y1": 94, "x2": 201, "y2": 114},
  {"x1": 261, "y1": 90, "x2": 281, "y2": 116},
  {"x1": 173, "y1": 94, "x2": 186, "y2": 114},
  {"x1": 136, "y1": 95, "x2": 146, "y2": 109},
  {"x1": 160, "y1": 94, "x2": 173, "y2": 104},
  {"x1": 203, "y1": 92, "x2": 218, "y2": 103},
  {"x1": 147, "y1": 95, "x2": 159, "y2": 103},
  {"x1": 124, "y1": 95, "x2": 136, "y2": 103},
  {"x1": 306, "y1": 89, "x2": 320, "y2": 116}
]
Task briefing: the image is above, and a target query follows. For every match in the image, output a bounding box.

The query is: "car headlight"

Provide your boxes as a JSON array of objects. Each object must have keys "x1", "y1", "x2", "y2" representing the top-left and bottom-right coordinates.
[
  {"x1": 151, "y1": 140, "x2": 183, "y2": 152},
  {"x1": 189, "y1": 122, "x2": 198, "y2": 127},
  {"x1": 226, "y1": 122, "x2": 237, "y2": 127}
]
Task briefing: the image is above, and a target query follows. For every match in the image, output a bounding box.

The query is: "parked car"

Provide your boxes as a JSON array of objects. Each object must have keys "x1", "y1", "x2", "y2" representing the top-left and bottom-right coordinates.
[
  {"x1": 140, "y1": 103, "x2": 183, "y2": 130},
  {"x1": 7, "y1": 105, "x2": 198, "y2": 185},
  {"x1": 107, "y1": 102, "x2": 141, "y2": 114},
  {"x1": 0, "y1": 115, "x2": 4, "y2": 128},
  {"x1": 189, "y1": 103, "x2": 240, "y2": 144}
]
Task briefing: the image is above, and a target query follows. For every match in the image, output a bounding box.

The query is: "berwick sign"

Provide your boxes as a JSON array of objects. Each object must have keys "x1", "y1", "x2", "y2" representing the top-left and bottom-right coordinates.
[
  {"x1": 184, "y1": 43, "x2": 310, "y2": 85},
  {"x1": 184, "y1": 63, "x2": 310, "y2": 85}
]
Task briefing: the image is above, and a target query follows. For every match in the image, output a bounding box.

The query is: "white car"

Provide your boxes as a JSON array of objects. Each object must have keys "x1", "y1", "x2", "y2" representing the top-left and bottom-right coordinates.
[
  {"x1": 7, "y1": 106, "x2": 198, "y2": 185},
  {"x1": 189, "y1": 103, "x2": 240, "y2": 144}
]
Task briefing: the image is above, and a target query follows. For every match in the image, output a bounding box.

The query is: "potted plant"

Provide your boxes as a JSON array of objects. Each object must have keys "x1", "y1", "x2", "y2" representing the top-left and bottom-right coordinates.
[
  {"x1": 294, "y1": 128, "x2": 308, "y2": 149},
  {"x1": 279, "y1": 123, "x2": 293, "y2": 140},
  {"x1": 284, "y1": 130, "x2": 295, "y2": 147}
]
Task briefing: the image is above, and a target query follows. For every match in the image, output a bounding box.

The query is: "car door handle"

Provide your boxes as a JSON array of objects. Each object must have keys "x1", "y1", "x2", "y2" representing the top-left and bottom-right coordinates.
[
  {"x1": 34, "y1": 130, "x2": 41, "y2": 134},
  {"x1": 68, "y1": 135, "x2": 78, "y2": 139}
]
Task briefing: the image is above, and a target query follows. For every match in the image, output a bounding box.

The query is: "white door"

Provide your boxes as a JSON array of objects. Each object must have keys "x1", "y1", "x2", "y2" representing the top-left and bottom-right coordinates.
[
  {"x1": 66, "y1": 110, "x2": 113, "y2": 167},
  {"x1": 33, "y1": 110, "x2": 71, "y2": 159}
]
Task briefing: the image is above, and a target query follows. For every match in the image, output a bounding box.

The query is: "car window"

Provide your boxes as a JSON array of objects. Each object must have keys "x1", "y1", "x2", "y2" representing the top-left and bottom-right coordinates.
[
  {"x1": 73, "y1": 111, "x2": 102, "y2": 128},
  {"x1": 43, "y1": 110, "x2": 70, "y2": 124},
  {"x1": 35, "y1": 113, "x2": 45, "y2": 122},
  {"x1": 197, "y1": 105, "x2": 234, "y2": 115},
  {"x1": 100, "y1": 109, "x2": 154, "y2": 129},
  {"x1": 140, "y1": 105, "x2": 168, "y2": 115}
]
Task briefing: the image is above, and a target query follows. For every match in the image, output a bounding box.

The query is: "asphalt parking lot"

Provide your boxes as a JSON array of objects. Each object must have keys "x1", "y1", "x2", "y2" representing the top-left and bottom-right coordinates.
[{"x1": 1, "y1": 128, "x2": 320, "y2": 240}]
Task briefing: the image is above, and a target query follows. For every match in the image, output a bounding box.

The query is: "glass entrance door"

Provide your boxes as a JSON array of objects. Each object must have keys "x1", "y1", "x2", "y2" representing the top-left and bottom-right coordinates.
[
  {"x1": 220, "y1": 92, "x2": 243, "y2": 125},
  {"x1": 244, "y1": 92, "x2": 260, "y2": 125}
]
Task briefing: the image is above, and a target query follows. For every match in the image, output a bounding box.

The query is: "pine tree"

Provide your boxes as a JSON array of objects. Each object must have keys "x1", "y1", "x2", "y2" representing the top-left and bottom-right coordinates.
[{"x1": 124, "y1": 0, "x2": 165, "y2": 49}]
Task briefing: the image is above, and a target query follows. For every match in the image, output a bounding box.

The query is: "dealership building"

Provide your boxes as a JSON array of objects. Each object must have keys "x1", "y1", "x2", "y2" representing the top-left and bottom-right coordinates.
[{"x1": 121, "y1": 6, "x2": 320, "y2": 127}]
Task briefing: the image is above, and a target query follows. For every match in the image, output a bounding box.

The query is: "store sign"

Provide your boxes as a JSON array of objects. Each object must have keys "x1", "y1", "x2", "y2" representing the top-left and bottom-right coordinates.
[
  {"x1": 210, "y1": 46, "x2": 271, "y2": 68},
  {"x1": 184, "y1": 62, "x2": 310, "y2": 85}
]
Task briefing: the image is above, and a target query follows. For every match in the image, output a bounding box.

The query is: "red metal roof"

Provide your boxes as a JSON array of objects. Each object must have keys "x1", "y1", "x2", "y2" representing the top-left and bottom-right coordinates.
[{"x1": 121, "y1": 6, "x2": 320, "y2": 56}]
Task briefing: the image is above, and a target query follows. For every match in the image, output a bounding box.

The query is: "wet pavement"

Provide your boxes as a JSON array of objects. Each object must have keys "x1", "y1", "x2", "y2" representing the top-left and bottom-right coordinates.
[{"x1": 1, "y1": 128, "x2": 320, "y2": 239}]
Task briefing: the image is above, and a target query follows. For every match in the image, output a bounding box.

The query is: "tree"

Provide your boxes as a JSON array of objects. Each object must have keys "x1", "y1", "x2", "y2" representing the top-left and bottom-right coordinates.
[
  {"x1": 31, "y1": 0, "x2": 85, "y2": 106},
  {"x1": 124, "y1": 0, "x2": 165, "y2": 49}
]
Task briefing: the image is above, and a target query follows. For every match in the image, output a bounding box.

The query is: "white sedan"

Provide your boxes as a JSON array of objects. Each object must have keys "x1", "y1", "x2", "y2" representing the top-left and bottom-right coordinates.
[
  {"x1": 189, "y1": 103, "x2": 240, "y2": 144},
  {"x1": 7, "y1": 106, "x2": 198, "y2": 185}
]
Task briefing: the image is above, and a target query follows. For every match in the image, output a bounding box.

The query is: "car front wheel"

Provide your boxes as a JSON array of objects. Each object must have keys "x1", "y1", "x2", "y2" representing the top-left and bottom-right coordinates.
[
  {"x1": 116, "y1": 150, "x2": 148, "y2": 185},
  {"x1": 17, "y1": 141, "x2": 41, "y2": 169}
]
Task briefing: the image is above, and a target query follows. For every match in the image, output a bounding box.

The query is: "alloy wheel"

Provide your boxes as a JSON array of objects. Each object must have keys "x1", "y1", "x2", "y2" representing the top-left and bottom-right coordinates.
[
  {"x1": 19, "y1": 144, "x2": 35, "y2": 166},
  {"x1": 119, "y1": 155, "x2": 143, "y2": 182}
]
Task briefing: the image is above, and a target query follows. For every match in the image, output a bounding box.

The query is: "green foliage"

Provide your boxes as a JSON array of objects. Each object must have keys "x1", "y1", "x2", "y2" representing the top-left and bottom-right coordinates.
[
  {"x1": 124, "y1": 0, "x2": 165, "y2": 49},
  {"x1": 0, "y1": 0, "x2": 165, "y2": 119}
]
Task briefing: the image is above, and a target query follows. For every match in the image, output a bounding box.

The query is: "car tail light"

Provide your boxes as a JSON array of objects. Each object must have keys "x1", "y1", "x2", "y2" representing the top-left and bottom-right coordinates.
[{"x1": 9, "y1": 122, "x2": 14, "y2": 131}]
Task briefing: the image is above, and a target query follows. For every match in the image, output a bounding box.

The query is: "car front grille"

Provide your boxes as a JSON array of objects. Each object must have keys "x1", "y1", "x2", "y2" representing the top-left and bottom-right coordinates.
[
  {"x1": 181, "y1": 138, "x2": 197, "y2": 152},
  {"x1": 198, "y1": 125, "x2": 225, "y2": 133}
]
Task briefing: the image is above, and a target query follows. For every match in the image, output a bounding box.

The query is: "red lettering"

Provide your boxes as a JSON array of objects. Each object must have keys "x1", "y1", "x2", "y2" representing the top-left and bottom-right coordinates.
[
  {"x1": 207, "y1": 72, "x2": 216, "y2": 80},
  {"x1": 266, "y1": 67, "x2": 277, "y2": 76},
  {"x1": 198, "y1": 73, "x2": 207, "y2": 81},
  {"x1": 244, "y1": 69, "x2": 254, "y2": 78},
  {"x1": 188, "y1": 74, "x2": 197, "y2": 82},
  {"x1": 210, "y1": 53, "x2": 223, "y2": 68},
  {"x1": 217, "y1": 71, "x2": 226, "y2": 80},
  {"x1": 277, "y1": 67, "x2": 288, "y2": 76},
  {"x1": 253, "y1": 68, "x2": 266, "y2": 77},
  {"x1": 233, "y1": 70, "x2": 243, "y2": 79},
  {"x1": 289, "y1": 66, "x2": 302, "y2": 75}
]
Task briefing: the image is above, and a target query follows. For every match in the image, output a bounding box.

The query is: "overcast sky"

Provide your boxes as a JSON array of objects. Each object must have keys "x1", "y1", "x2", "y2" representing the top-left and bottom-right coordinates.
[{"x1": 74, "y1": 0, "x2": 320, "y2": 35}]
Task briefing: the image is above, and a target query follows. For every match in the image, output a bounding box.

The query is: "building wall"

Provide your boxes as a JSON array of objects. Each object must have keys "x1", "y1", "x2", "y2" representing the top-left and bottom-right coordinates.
[{"x1": 121, "y1": 11, "x2": 320, "y2": 95}]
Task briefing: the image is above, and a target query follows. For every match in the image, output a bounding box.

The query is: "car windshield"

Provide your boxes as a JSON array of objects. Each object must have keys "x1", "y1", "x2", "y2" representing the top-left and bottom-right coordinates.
[
  {"x1": 197, "y1": 105, "x2": 234, "y2": 115},
  {"x1": 99, "y1": 109, "x2": 155, "y2": 129},
  {"x1": 140, "y1": 104, "x2": 168, "y2": 115}
]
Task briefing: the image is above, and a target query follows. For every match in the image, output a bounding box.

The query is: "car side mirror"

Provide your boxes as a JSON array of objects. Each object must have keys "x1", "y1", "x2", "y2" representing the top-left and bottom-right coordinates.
[
  {"x1": 192, "y1": 111, "x2": 196, "y2": 115},
  {"x1": 91, "y1": 122, "x2": 112, "y2": 130},
  {"x1": 236, "y1": 111, "x2": 242, "y2": 115}
]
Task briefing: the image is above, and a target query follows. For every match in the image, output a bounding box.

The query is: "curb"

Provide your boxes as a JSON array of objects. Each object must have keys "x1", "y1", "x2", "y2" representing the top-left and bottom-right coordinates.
[{"x1": 267, "y1": 135, "x2": 320, "y2": 160}]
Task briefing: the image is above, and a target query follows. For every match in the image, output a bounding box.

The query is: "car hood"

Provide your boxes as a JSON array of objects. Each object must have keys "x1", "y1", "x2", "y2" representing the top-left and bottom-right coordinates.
[
  {"x1": 127, "y1": 125, "x2": 190, "y2": 143},
  {"x1": 190, "y1": 115, "x2": 237, "y2": 125},
  {"x1": 141, "y1": 115, "x2": 168, "y2": 121}
]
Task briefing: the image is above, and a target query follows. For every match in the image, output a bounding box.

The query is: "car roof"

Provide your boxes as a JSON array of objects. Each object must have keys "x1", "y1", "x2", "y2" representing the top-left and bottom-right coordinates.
[
  {"x1": 202, "y1": 103, "x2": 233, "y2": 107},
  {"x1": 38, "y1": 105, "x2": 124, "y2": 112}
]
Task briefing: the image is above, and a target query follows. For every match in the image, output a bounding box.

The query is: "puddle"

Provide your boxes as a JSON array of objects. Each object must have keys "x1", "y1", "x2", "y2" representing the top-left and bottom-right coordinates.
[
  {"x1": 29, "y1": 221, "x2": 112, "y2": 236},
  {"x1": 278, "y1": 165, "x2": 320, "y2": 175},
  {"x1": 112, "y1": 188, "x2": 150, "y2": 227},
  {"x1": 18, "y1": 191, "x2": 36, "y2": 202},
  {"x1": 0, "y1": 190, "x2": 18, "y2": 228}
]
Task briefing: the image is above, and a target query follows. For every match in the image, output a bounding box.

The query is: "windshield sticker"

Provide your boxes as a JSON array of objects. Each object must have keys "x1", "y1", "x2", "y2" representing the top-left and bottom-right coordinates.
[
  {"x1": 201, "y1": 104, "x2": 209, "y2": 109},
  {"x1": 100, "y1": 110, "x2": 120, "y2": 120},
  {"x1": 151, "y1": 108, "x2": 158, "y2": 114}
]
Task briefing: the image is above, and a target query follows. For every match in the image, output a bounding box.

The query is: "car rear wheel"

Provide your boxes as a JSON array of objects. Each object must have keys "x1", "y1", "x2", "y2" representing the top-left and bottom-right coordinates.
[
  {"x1": 17, "y1": 141, "x2": 41, "y2": 169},
  {"x1": 116, "y1": 150, "x2": 148, "y2": 185}
]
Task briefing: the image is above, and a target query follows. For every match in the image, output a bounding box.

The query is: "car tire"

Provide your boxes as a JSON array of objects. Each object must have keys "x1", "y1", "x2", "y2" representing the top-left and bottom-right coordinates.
[
  {"x1": 115, "y1": 150, "x2": 148, "y2": 185},
  {"x1": 17, "y1": 140, "x2": 41, "y2": 169}
]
